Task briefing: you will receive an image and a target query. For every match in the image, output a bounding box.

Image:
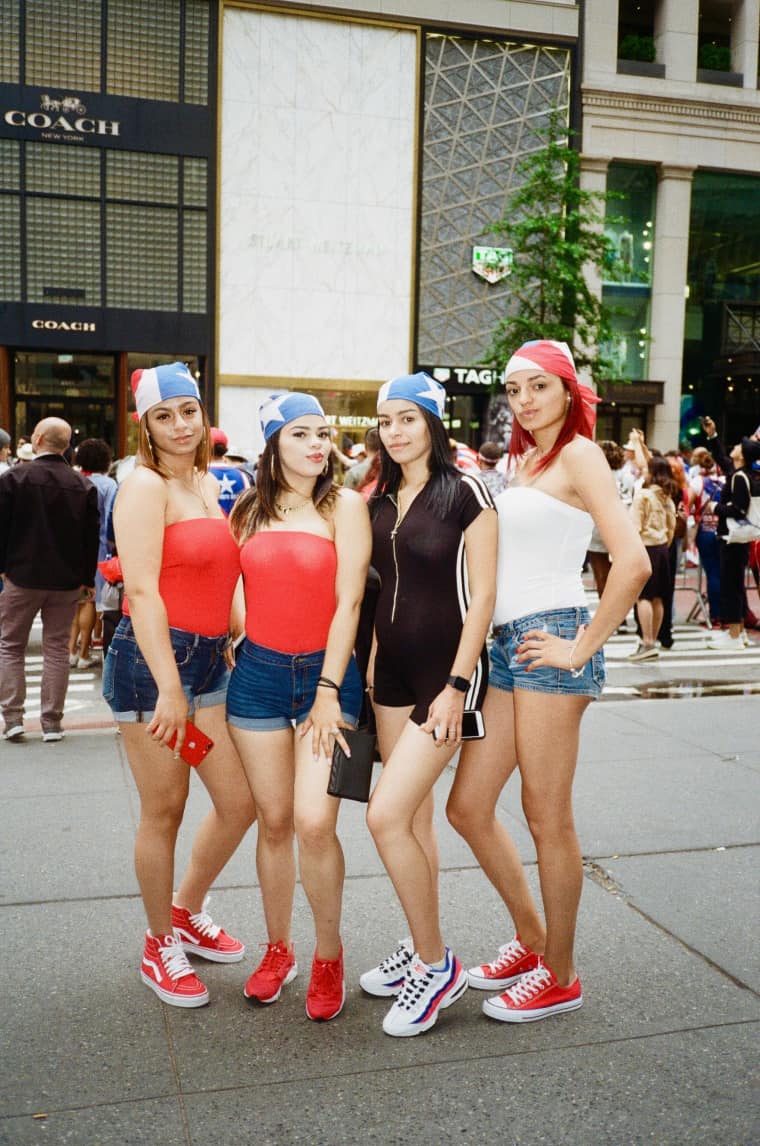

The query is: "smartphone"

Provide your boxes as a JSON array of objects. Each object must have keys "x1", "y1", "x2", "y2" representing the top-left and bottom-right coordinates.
[
  {"x1": 434, "y1": 711, "x2": 486, "y2": 742},
  {"x1": 168, "y1": 720, "x2": 214, "y2": 767}
]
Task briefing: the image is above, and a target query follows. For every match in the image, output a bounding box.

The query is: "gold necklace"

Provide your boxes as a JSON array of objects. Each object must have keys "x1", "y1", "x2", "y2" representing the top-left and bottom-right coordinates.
[{"x1": 275, "y1": 495, "x2": 311, "y2": 517}]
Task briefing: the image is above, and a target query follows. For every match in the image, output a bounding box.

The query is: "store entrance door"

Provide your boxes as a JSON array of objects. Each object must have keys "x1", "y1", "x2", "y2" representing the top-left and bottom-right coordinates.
[{"x1": 12, "y1": 351, "x2": 117, "y2": 449}]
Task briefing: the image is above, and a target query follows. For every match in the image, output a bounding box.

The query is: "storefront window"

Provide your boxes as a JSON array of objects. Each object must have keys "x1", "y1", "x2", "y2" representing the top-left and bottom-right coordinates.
[
  {"x1": 602, "y1": 163, "x2": 657, "y2": 378},
  {"x1": 26, "y1": 0, "x2": 101, "y2": 92}
]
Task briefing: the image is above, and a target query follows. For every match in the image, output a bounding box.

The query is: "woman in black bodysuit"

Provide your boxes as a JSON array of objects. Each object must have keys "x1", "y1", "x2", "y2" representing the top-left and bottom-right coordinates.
[{"x1": 359, "y1": 372, "x2": 497, "y2": 1038}]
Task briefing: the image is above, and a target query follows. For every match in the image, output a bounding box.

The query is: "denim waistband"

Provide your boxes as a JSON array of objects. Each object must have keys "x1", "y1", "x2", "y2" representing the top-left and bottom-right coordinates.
[
  {"x1": 492, "y1": 605, "x2": 589, "y2": 638},
  {"x1": 239, "y1": 639, "x2": 325, "y2": 668},
  {"x1": 116, "y1": 617, "x2": 229, "y2": 652}
]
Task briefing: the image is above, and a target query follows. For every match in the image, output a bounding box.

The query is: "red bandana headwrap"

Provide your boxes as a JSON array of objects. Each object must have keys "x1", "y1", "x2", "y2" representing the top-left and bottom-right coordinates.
[{"x1": 504, "y1": 340, "x2": 600, "y2": 432}]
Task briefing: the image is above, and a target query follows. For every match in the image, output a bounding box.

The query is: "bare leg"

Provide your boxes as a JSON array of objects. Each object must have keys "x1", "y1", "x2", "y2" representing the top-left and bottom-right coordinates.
[
  {"x1": 446, "y1": 686, "x2": 545, "y2": 951},
  {"x1": 636, "y1": 597, "x2": 661, "y2": 647},
  {"x1": 228, "y1": 724, "x2": 295, "y2": 942},
  {"x1": 173, "y1": 705, "x2": 256, "y2": 911},
  {"x1": 587, "y1": 551, "x2": 611, "y2": 599},
  {"x1": 120, "y1": 723, "x2": 192, "y2": 936},
  {"x1": 514, "y1": 690, "x2": 590, "y2": 985},
  {"x1": 293, "y1": 730, "x2": 344, "y2": 959},
  {"x1": 367, "y1": 714, "x2": 457, "y2": 964},
  {"x1": 375, "y1": 703, "x2": 439, "y2": 897}
]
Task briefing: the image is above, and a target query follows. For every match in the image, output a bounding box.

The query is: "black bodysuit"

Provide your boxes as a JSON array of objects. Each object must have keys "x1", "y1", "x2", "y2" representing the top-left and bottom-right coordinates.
[{"x1": 371, "y1": 474, "x2": 494, "y2": 723}]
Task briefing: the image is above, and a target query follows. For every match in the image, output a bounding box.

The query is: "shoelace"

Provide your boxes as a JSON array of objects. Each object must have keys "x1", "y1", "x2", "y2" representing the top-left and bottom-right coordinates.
[
  {"x1": 188, "y1": 897, "x2": 221, "y2": 940},
  {"x1": 379, "y1": 939, "x2": 412, "y2": 974},
  {"x1": 487, "y1": 937, "x2": 527, "y2": 973},
  {"x1": 258, "y1": 942, "x2": 292, "y2": 976},
  {"x1": 158, "y1": 936, "x2": 194, "y2": 981},
  {"x1": 506, "y1": 964, "x2": 551, "y2": 1004},
  {"x1": 395, "y1": 963, "x2": 436, "y2": 1012},
  {"x1": 312, "y1": 956, "x2": 342, "y2": 992}
]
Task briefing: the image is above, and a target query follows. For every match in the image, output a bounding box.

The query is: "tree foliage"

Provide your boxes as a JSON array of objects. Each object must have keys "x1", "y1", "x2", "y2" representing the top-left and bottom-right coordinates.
[{"x1": 485, "y1": 112, "x2": 621, "y2": 383}]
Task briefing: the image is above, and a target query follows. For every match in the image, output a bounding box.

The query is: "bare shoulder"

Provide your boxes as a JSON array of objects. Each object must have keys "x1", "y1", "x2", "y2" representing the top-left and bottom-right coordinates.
[
  {"x1": 335, "y1": 485, "x2": 369, "y2": 518},
  {"x1": 118, "y1": 464, "x2": 166, "y2": 502}
]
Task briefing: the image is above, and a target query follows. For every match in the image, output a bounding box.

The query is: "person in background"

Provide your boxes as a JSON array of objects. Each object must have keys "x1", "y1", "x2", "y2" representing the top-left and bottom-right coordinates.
[
  {"x1": 0, "y1": 418, "x2": 99, "y2": 742},
  {"x1": 585, "y1": 440, "x2": 627, "y2": 601},
  {"x1": 658, "y1": 450, "x2": 690, "y2": 649},
  {"x1": 0, "y1": 429, "x2": 10, "y2": 475},
  {"x1": 227, "y1": 392, "x2": 371, "y2": 1023},
  {"x1": 103, "y1": 363, "x2": 255, "y2": 1007},
  {"x1": 361, "y1": 372, "x2": 497, "y2": 1038},
  {"x1": 476, "y1": 441, "x2": 507, "y2": 497},
  {"x1": 687, "y1": 447, "x2": 724, "y2": 629},
  {"x1": 344, "y1": 428, "x2": 381, "y2": 491},
  {"x1": 447, "y1": 340, "x2": 649, "y2": 1025},
  {"x1": 69, "y1": 438, "x2": 118, "y2": 669},
  {"x1": 628, "y1": 455, "x2": 677, "y2": 661},
  {"x1": 208, "y1": 427, "x2": 253, "y2": 516}
]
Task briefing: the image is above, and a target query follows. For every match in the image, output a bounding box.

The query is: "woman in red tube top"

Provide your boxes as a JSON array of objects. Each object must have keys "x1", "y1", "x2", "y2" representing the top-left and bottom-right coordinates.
[
  {"x1": 102, "y1": 363, "x2": 255, "y2": 1009},
  {"x1": 227, "y1": 391, "x2": 371, "y2": 1023}
]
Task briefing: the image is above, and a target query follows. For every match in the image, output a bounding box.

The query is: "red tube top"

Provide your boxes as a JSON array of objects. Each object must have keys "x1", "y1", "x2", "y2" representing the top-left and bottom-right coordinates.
[
  {"x1": 241, "y1": 531, "x2": 337, "y2": 653},
  {"x1": 123, "y1": 518, "x2": 240, "y2": 637}
]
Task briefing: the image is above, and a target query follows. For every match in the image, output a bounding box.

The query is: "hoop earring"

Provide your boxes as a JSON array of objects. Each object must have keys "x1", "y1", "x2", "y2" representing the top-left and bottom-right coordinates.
[
  {"x1": 270, "y1": 454, "x2": 276, "y2": 481},
  {"x1": 322, "y1": 456, "x2": 330, "y2": 476},
  {"x1": 146, "y1": 434, "x2": 155, "y2": 458}
]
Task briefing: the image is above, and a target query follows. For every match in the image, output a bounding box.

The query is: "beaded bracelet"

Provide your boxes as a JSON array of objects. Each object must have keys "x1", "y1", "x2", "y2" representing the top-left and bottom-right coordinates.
[{"x1": 317, "y1": 676, "x2": 340, "y2": 691}]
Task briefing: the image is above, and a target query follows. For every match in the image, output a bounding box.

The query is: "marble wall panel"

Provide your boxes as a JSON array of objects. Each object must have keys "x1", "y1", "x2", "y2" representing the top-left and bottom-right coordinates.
[{"x1": 220, "y1": 9, "x2": 416, "y2": 381}]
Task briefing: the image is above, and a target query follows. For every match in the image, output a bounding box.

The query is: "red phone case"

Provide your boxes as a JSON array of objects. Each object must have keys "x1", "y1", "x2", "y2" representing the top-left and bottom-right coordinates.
[{"x1": 168, "y1": 721, "x2": 214, "y2": 767}]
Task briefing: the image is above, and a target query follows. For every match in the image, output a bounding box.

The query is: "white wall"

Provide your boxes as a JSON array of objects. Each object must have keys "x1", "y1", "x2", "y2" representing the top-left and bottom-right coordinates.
[{"x1": 219, "y1": 9, "x2": 417, "y2": 386}]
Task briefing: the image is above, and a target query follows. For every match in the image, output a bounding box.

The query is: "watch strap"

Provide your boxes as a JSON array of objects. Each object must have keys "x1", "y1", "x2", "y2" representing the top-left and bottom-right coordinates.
[{"x1": 447, "y1": 674, "x2": 469, "y2": 693}]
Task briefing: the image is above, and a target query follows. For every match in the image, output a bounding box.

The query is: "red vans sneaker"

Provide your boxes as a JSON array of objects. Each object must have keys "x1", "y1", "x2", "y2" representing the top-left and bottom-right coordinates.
[{"x1": 140, "y1": 931, "x2": 209, "y2": 1007}]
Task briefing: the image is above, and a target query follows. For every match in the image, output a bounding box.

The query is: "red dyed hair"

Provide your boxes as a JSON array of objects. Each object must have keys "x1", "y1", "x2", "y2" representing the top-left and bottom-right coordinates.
[{"x1": 508, "y1": 377, "x2": 597, "y2": 476}]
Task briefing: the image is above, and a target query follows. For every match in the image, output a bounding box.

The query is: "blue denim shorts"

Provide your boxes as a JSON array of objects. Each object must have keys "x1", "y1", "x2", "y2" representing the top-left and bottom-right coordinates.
[
  {"x1": 102, "y1": 617, "x2": 230, "y2": 722},
  {"x1": 226, "y1": 639, "x2": 363, "y2": 731},
  {"x1": 490, "y1": 607, "x2": 606, "y2": 699}
]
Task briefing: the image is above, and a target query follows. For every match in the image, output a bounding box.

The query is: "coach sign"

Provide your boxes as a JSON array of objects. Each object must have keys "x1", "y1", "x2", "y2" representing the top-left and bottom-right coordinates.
[{"x1": 4, "y1": 93, "x2": 120, "y2": 142}]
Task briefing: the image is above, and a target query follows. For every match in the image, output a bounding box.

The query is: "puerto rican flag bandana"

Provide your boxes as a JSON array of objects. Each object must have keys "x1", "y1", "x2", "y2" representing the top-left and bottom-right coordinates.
[
  {"x1": 131, "y1": 362, "x2": 201, "y2": 419},
  {"x1": 503, "y1": 340, "x2": 578, "y2": 384},
  {"x1": 377, "y1": 372, "x2": 447, "y2": 420}
]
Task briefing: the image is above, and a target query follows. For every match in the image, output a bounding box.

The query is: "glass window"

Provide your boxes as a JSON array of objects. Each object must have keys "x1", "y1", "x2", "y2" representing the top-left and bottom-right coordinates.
[
  {"x1": 26, "y1": 143, "x2": 100, "y2": 198},
  {"x1": 182, "y1": 211, "x2": 207, "y2": 312},
  {"x1": 0, "y1": 196, "x2": 21, "y2": 301},
  {"x1": 107, "y1": 204, "x2": 178, "y2": 309},
  {"x1": 107, "y1": 151, "x2": 179, "y2": 204},
  {"x1": 0, "y1": 1, "x2": 20, "y2": 84},
  {"x1": 601, "y1": 287, "x2": 651, "y2": 379},
  {"x1": 26, "y1": 198, "x2": 102, "y2": 305},
  {"x1": 0, "y1": 139, "x2": 21, "y2": 191},
  {"x1": 603, "y1": 164, "x2": 657, "y2": 286},
  {"x1": 184, "y1": 0, "x2": 210, "y2": 105},
  {"x1": 26, "y1": 0, "x2": 102, "y2": 92},
  {"x1": 107, "y1": 0, "x2": 181, "y2": 102},
  {"x1": 182, "y1": 157, "x2": 207, "y2": 208}
]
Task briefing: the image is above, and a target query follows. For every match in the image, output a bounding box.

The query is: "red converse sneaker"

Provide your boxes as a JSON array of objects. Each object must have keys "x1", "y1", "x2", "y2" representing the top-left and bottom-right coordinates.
[
  {"x1": 171, "y1": 897, "x2": 245, "y2": 963},
  {"x1": 467, "y1": 935, "x2": 540, "y2": 990},
  {"x1": 482, "y1": 959, "x2": 582, "y2": 1023},
  {"x1": 306, "y1": 947, "x2": 346, "y2": 1021},
  {"x1": 140, "y1": 931, "x2": 209, "y2": 1007},
  {"x1": 243, "y1": 940, "x2": 297, "y2": 1003}
]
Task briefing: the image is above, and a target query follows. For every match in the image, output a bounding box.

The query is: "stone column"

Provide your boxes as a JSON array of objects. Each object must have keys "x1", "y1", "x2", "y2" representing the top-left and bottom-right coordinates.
[
  {"x1": 577, "y1": 156, "x2": 610, "y2": 387},
  {"x1": 582, "y1": 0, "x2": 619, "y2": 82},
  {"x1": 648, "y1": 165, "x2": 695, "y2": 451},
  {"x1": 732, "y1": 0, "x2": 760, "y2": 88},
  {"x1": 654, "y1": 0, "x2": 699, "y2": 83}
]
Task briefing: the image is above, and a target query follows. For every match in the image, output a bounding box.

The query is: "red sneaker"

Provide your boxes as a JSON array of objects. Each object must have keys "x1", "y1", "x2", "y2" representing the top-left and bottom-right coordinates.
[
  {"x1": 306, "y1": 947, "x2": 346, "y2": 1021},
  {"x1": 467, "y1": 935, "x2": 540, "y2": 990},
  {"x1": 243, "y1": 940, "x2": 297, "y2": 1003},
  {"x1": 482, "y1": 959, "x2": 582, "y2": 1023},
  {"x1": 140, "y1": 931, "x2": 209, "y2": 1007},
  {"x1": 172, "y1": 897, "x2": 245, "y2": 963}
]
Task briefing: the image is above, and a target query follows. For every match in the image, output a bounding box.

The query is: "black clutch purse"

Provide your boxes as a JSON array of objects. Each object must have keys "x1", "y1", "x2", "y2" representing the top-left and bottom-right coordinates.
[{"x1": 327, "y1": 728, "x2": 377, "y2": 803}]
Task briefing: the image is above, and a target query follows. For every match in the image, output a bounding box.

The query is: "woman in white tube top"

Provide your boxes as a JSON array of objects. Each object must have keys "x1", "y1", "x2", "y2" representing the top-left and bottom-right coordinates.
[{"x1": 447, "y1": 340, "x2": 650, "y2": 1025}]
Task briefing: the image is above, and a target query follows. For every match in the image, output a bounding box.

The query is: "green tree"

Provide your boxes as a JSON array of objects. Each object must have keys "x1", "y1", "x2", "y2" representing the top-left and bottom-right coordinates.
[{"x1": 485, "y1": 112, "x2": 621, "y2": 384}]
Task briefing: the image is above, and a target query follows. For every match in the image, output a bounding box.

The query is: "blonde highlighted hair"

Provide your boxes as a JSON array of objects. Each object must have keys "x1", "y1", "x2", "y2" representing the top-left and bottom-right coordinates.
[{"x1": 137, "y1": 403, "x2": 211, "y2": 478}]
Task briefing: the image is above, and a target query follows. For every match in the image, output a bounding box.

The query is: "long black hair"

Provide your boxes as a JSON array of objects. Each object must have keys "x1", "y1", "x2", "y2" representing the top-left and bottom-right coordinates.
[{"x1": 369, "y1": 406, "x2": 461, "y2": 520}]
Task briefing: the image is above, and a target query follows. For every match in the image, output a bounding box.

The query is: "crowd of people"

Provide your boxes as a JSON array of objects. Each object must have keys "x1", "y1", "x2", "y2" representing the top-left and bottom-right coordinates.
[{"x1": 1, "y1": 344, "x2": 758, "y2": 1039}]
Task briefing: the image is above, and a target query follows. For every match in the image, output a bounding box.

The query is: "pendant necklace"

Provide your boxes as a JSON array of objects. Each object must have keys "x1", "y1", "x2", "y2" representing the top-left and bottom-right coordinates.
[
  {"x1": 171, "y1": 467, "x2": 210, "y2": 513},
  {"x1": 275, "y1": 495, "x2": 311, "y2": 517}
]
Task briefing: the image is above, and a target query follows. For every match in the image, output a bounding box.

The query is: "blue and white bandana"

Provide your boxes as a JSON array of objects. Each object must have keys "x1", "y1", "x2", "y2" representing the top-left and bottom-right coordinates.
[
  {"x1": 131, "y1": 362, "x2": 201, "y2": 420},
  {"x1": 377, "y1": 372, "x2": 447, "y2": 420},
  {"x1": 259, "y1": 391, "x2": 326, "y2": 442}
]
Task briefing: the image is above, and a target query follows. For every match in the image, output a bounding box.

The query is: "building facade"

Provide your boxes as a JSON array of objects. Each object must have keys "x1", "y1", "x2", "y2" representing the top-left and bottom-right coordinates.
[{"x1": 1, "y1": 0, "x2": 758, "y2": 457}]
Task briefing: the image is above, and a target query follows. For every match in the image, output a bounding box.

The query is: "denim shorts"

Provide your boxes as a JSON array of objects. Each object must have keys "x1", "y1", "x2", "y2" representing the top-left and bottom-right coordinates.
[
  {"x1": 102, "y1": 617, "x2": 230, "y2": 722},
  {"x1": 226, "y1": 639, "x2": 363, "y2": 731},
  {"x1": 490, "y1": 606, "x2": 606, "y2": 699}
]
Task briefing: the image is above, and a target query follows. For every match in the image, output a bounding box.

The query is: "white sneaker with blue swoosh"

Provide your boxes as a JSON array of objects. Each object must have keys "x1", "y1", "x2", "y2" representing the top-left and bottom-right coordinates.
[{"x1": 382, "y1": 947, "x2": 468, "y2": 1037}]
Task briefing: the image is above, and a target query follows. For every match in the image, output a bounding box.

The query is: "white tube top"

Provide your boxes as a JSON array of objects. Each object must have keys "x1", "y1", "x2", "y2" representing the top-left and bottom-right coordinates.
[{"x1": 493, "y1": 486, "x2": 593, "y2": 624}]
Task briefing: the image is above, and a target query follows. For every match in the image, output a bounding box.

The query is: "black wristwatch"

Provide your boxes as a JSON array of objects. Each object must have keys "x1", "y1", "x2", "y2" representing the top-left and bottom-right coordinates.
[{"x1": 447, "y1": 674, "x2": 469, "y2": 693}]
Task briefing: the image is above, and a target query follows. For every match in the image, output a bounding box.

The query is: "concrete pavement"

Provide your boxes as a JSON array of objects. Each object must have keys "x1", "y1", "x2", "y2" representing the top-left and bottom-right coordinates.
[{"x1": 1, "y1": 690, "x2": 759, "y2": 1145}]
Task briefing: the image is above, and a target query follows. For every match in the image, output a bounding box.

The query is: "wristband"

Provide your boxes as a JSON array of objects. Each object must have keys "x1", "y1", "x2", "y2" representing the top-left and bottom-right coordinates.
[
  {"x1": 446, "y1": 674, "x2": 469, "y2": 693},
  {"x1": 317, "y1": 676, "x2": 340, "y2": 692},
  {"x1": 568, "y1": 643, "x2": 584, "y2": 679}
]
